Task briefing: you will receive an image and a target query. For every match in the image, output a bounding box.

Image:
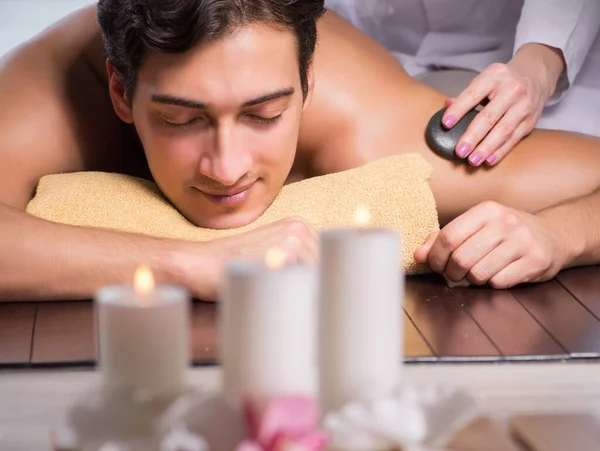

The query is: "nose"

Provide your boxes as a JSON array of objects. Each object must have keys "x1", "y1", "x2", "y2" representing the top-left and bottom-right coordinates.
[{"x1": 198, "y1": 122, "x2": 253, "y2": 186}]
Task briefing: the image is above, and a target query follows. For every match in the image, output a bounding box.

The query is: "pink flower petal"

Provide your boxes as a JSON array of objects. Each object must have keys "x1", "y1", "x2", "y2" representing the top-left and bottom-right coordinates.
[
  {"x1": 241, "y1": 396, "x2": 328, "y2": 451},
  {"x1": 257, "y1": 397, "x2": 320, "y2": 445}
]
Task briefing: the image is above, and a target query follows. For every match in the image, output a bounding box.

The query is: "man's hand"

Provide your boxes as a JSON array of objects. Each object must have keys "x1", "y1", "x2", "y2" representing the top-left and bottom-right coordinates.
[
  {"x1": 413, "y1": 201, "x2": 568, "y2": 288},
  {"x1": 184, "y1": 217, "x2": 319, "y2": 300}
]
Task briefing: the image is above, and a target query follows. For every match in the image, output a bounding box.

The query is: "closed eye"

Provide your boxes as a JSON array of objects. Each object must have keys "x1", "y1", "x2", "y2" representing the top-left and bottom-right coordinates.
[
  {"x1": 244, "y1": 113, "x2": 282, "y2": 125},
  {"x1": 161, "y1": 116, "x2": 209, "y2": 130}
]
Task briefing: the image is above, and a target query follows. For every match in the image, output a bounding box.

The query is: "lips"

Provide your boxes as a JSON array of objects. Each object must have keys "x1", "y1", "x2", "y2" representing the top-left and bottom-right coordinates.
[
  {"x1": 200, "y1": 185, "x2": 254, "y2": 197},
  {"x1": 195, "y1": 183, "x2": 255, "y2": 208}
]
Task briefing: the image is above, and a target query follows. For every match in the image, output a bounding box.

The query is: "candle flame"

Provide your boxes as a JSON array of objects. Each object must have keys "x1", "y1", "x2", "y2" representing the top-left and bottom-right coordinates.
[
  {"x1": 354, "y1": 205, "x2": 371, "y2": 226},
  {"x1": 134, "y1": 266, "x2": 155, "y2": 297},
  {"x1": 265, "y1": 247, "x2": 287, "y2": 270}
]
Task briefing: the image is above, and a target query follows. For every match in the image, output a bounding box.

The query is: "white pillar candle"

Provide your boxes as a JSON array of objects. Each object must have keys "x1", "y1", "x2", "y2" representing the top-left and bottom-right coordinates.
[
  {"x1": 319, "y1": 218, "x2": 403, "y2": 414},
  {"x1": 95, "y1": 267, "x2": 190, "y2": 399},
  {"x1": 220, "y1": 249, "x2": 318, "y2": 403}
]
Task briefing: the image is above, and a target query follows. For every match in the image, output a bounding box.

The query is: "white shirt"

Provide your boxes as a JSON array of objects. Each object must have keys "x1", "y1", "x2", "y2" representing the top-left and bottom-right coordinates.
[{"x1": 325, "y1": 0, "x2": 600, "y2": 136}]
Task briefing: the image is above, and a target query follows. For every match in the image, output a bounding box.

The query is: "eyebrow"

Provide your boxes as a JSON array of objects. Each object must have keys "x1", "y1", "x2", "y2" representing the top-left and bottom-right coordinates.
[{"x1": 151, "y1": 87, "x2": 296, "y2": 110}]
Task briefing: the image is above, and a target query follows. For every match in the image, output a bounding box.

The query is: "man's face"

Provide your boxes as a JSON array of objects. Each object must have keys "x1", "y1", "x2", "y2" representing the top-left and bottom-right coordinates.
[{"x1": 114, "y1": 24, "x2": 312, "y2": 229}]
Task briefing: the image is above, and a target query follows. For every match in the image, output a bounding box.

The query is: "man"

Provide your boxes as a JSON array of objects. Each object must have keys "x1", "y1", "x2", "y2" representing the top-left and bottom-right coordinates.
[{"x1": 0, "y1": 0, "x2": 599, "y2": 302}]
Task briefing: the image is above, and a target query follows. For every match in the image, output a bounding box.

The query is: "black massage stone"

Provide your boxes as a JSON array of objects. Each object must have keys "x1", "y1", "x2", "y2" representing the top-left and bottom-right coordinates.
[{"x1": 425, "y1": 107, "x2": 479, "y2": 161}]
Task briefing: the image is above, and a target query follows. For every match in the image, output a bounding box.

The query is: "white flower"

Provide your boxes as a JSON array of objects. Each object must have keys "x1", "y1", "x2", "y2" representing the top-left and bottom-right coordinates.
[
  {"x1": 323, "y1": 385, "x2": 479, "y2": 450},
  {"x1": 324, "y1": 395, "x2": 427, "y2": 450}
]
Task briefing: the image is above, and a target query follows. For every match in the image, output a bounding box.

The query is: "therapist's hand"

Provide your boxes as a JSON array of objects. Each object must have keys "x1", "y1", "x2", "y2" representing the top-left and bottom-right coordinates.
[
  {"x1": 442, "y1": 43, "x2": 566, "y2": 167},
  {"x1": 413, "y1": 201, "x2": 567, "y2": 288}
]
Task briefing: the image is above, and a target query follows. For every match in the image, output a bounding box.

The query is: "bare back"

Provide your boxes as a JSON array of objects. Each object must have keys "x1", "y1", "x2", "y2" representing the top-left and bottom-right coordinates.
[{"x1": 0, "y1": 6, "x2": 141, "y2": 209}]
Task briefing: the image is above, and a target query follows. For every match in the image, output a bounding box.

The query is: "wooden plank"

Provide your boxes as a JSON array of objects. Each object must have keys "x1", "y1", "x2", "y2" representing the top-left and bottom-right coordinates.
[
  {"x1": 511, "y1": 281, "x2": 600, "y2": 358},
  {"x1": 191, "y1": 301, "x2": 219, "y2": 364},
  {"x1": 403, "y1": 311, "x2": 435, "y2": 359},
  {"x1": 404, "y1": 276, "x2": 500, "y2": 360},
  {"x1": 510, "y1": 413, "x2": 600, "y2": 451},
  {"x1": 0, "y1": 304, "x2": 35, "y2": 365},
  {"x1": 450, "y1": 287, "x2": 567, "y2": 359},
  {"x1": 31, "y1": 302, "x2": 96, "y2": 365},
  {"x1": 557, "y1": 266, "x2": 600, "y2": 320}
]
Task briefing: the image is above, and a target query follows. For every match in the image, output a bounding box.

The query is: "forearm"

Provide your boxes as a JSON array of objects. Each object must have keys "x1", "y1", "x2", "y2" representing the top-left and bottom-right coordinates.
[
  {"x1": 537, "y1": 187, "x2": 600, "y2": 268},
  {"x1": 0, "y1": 203, "x2": 211, "y2": 302}
]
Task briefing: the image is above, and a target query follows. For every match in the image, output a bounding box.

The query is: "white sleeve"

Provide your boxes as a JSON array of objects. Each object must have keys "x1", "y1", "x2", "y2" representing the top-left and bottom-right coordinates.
[{"x1": 514, "y1": 0, "x2": 600, "y2": 105}]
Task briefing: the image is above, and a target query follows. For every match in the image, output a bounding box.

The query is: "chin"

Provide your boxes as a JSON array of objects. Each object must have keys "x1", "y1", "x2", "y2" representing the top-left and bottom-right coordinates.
[
  {"x1": 170, "y1": 182, "x2": 278, "y2": 230},
  {"x1": 188, "y1": 207, "x2": 267, "y2": 230}
]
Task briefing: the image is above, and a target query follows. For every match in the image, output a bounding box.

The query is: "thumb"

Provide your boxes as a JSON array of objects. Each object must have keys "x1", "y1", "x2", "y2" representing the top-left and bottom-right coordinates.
[{"x1": 414, "y1": 232, "x2": 439, "y2": 263}]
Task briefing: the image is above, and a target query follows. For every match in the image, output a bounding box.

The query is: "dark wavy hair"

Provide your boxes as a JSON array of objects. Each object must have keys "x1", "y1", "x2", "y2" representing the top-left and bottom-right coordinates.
[{"x1": 97, "y1": 0, "x2": 326, "y2": 99}]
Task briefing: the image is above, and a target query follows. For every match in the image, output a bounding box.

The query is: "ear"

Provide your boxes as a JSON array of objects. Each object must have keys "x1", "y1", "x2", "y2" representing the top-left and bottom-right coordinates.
[
  {"x1": 301, "y1": 62, "x2": 316, "y2": 113},
  {"x1": 106, "y1": 60, "x2": 134, "y2": 124}
]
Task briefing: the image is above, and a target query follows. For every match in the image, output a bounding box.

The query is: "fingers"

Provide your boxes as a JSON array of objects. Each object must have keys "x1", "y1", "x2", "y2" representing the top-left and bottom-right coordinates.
[
  {"x1": 422, "y1": 205, "x2": 491, "y2": 273},
  {"x1": 293, "y1": 221, "x2": 319, "y2": 265},
  {"x1": 485, "y1": 117, "x2": 536, "y2": 166},
  {"x1": 464, "y1": 241, "x2": 522, "y2": 286},
  {"x1": 270, "y1": 217, "x2": 319, "y2": 265},
  {"x1": 415, "y1": 201, "x2": 556, "y2": 288},
  {"x1": 462, "y1": 98, "x2": 528, "y2": 165},
  {"x1": 444, "y1": 223, "x2": 552, "y2": 288},
  {"x1": 281, "y1": 234, "x2": 318, "y2": 265},
  {"x1": 442, "y1": 73, "x2": 494, "y2": 129},
  {"x1": 302, "y1": 220, "x2": 320, "y2": 262},
  {"x1": 486, "y1": 257, "x2": 547, "y2": 289},
  {"x1": 444, "y1": 97, "x2": 456, "y2": 108},
  {"x1": 445, "y1": 63, "x2": 541, "y2": 166},
  {"x1": 414, "y1": 232, "x2": 438, "y2": 263},
  {"x1": 443, "y1": 222, "x2": 507, "y2": 282}
]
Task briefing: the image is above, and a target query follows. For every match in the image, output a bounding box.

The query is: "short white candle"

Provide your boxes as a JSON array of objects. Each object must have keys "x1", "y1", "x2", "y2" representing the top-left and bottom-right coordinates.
[
  {"x1": 220, "y1": 249, "x2": 318, "y2": 403},
  {"x1": 319, "y1": 207, "x2": 403, "y2": 414},
  {"x1": 95, "y1": 266, "x2": 191, "y2": 399}
]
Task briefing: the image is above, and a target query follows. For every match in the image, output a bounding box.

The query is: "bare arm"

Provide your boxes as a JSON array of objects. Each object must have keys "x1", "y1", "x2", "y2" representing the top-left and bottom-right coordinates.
[
  {"x1": 0, "y1": 204, "x2": 209, "y2": 301},
  {"x1": 0, "y1": 7, "x2": 179, "y2": 301},
  {"x1": 538, "y1": 187, "x2": 600, "y2": 269}
]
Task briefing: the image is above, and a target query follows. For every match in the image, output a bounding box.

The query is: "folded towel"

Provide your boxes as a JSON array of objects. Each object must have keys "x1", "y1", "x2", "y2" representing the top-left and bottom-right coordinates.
[{"x1": 26, "y1": 154, "x2": 439, "y2": 274}]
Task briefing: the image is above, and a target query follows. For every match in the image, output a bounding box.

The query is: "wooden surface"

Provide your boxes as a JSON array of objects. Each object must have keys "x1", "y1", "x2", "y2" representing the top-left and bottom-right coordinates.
[
  {"x1": 2, "y1": 267, "x2": 600, "y2": 368},
  {"x1": 0, "y1": 304, "x2": 35, "y2": 365}
]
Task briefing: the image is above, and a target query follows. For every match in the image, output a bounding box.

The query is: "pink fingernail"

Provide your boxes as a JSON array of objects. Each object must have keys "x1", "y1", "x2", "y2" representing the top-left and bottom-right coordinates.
[
  {"x1": 486, "y1": 154, "x2": 497, "y2": 165},
  {"x1": 456, "y1": 143, "x2": 471, "y2": 158},
  {"x1": 469, "y1": 151, "x2": 484, "y2": 166},
  {"x1": 443, "y1": 115, "x2": 456, "y2": 128}
]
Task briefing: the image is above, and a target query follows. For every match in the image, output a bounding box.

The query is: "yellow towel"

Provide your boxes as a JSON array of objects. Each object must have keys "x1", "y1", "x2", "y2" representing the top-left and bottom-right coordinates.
[{"x1": 26, "y1": 154, "x2": 439, "y2": 274}]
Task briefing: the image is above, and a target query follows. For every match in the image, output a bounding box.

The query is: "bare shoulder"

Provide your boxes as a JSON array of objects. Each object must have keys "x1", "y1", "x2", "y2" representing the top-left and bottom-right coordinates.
[
  {"x1": 300, "y1": 10, "x2": 454, "y2": 178},
  {"x1": 302, "y1": 11, "x2": 600, "y2": 224},
  {"x1": 0, "y1": 5, "x2": 133, "y2": 209},
  {"x1": 299, "y1": 11, "x2": 436, "y2": 172}
]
